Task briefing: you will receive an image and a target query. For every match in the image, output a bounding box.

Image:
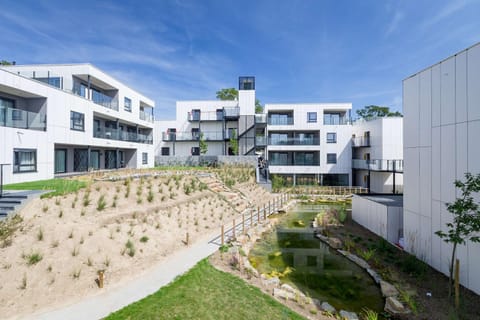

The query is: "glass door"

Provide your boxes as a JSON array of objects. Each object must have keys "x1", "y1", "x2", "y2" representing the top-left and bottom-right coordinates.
[
  {"x1": 90, "y1": 150, "x2": 100, "y2": 170},
  {"x1": 54, "y1": 149, "x2": 67, "y2": 173}
]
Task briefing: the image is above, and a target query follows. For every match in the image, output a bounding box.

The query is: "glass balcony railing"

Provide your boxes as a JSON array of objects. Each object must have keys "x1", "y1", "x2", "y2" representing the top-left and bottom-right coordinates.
[
  {"x1": 0, "y1": 106, "x2": 46, "y2": 131},
  {"x1": 92, "y1": 91, "x2": 118, "y2": 110},
  {"x1": 255, "y1": 114, "x2": 267, "y2": 124},
  {"x1": 351, "y1": 136, "x2": 370, "y2": 147},
  {"x1": 352, "y1": 159, "x2": 403, "y2": 172},
  {"x1": 223, "y1": 107, "x2": 240, "y2": 118},
  {"x1": 255, "y1": 136, "x2": 267, "y2": 146},
  {"x1": 140, "y1": 110, "x2": 154, "y2": 122},
  {"x1": 268, "y1": 117, "x2": 294, "y2": 125},
  {"x1": 268, "y1": 137, "x2": 320, "y2": 145},
  {"x1": 94, "y1": 127, "x2": 152, "y2": 144},
  {"x1": 162, "y1": 131, "x2": 225, "y2": 142}
]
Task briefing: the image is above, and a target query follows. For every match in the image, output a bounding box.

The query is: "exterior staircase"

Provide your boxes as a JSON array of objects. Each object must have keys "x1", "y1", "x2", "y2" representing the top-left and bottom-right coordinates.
[{"x1": 0, "y1": 190, "x2": 46, "y2": 219}]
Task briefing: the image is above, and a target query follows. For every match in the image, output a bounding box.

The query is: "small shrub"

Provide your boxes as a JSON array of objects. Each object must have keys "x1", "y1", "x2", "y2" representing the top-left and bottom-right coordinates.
[
  {"x1": 357, "y1": 248, "x2": 376, "y2": 261},
  {"x1": 147, "y1": 190, "x2": 154, "y2": 203},
  {"x1": 140, "y1": 236, "x2": 149, "y2": 243},
  {"x1": 72, "y1": 268, "x2": 81, "y2": 279},
  {"x1": 361, "y1": 308, "x2": 378, "y2": 320},
  {"x1": 37, "y1": 228, "x2": 44, "y2": 241},
  {"x1": 399, "y1": 289, "x2": 418, "y2": 314},
  {"x1": 125, "y1": 239, "x2": 135, "y2": 257},
  {"x1": 19, "y1": 273, "x2": 27, "y2": 289},
  {"x1": 47, "y1": 264, "x2": 52, "y2": 272},
  {"x1": 86, "y1": 257, "x2": 93, "y2": 267},
  {"x1": 68, "y1": 230, "x2": 74, "y2": 239},
  {"x1": 25, "y1": 252, "x2": 43, "y2": 265},
  {"x1": 71, "y1": 246, "x2": 79, "y2": 256},
  {"x1": 81, "y1": 208, "x2": 86, "y2": 216},
  {"x1": 104, "y1": 256, "x2": 111, "y2": 267},
  {"x1": 58, "y1": 210, "x2": 63, "y2": 218},
  {"x1": 55, "y1": 198, "x2": 61, "y2": 206},
  {"x1": 51, "y1": 240, "x2": 59, "y2": 248},
  {"x1": 137, "y1": 197, "x2": 143, "y2": 204},
  {"x1": 42, "y1": 205, "x2": 49, "y2": 213},
  {"x1": 97, "y1": 195, "x2": 107, "y2": 211}
]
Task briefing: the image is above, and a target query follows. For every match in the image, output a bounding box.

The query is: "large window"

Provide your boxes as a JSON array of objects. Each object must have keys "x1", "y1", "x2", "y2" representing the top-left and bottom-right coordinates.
[
  {"x1": 327, "y1": 153, "x2": 337, "y2": 164},
  {"x1": 35, "y1": 77, "x2": 62, "y2": 89},
  {"x1": 124, "y1": 97, "x2": 132, "y2": 112},
  {"x1": 327, "y1": 132, "x2": 337, "y2": 143},
  {"x1": 142, "y1": 152, "x2": 148, "y2": 164},
  {"x1": 70, "y1": 111, "x2": 85, "y2": 131},
  {"x1": 54, "y1": 149, "x2": 67, "y2": 174},
  {"x1": 307, "y1": 112, "x2": 317, "y2": 123},
  {"x1": 13, "y1": 149, "x2": 37, "y2": 173}
]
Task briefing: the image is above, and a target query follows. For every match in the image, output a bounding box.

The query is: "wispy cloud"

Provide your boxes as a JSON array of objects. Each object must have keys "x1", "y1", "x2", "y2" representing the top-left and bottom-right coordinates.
[
  {"x1": 421, "y1": 0, "x2": 472, "y2": 30},
  {"x1": 385, "y1": 11, "x2": 404, "y2": 37}
]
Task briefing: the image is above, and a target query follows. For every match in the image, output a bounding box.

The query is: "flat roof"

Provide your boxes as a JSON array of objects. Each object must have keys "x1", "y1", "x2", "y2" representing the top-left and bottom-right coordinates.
[{"x1": 356, "y1": 194, "x2": 403, "y2": 207}]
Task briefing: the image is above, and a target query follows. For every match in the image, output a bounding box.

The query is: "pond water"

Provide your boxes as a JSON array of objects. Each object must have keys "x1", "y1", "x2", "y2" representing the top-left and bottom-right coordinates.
[{"x1": 248, "y1": 203, "x2": 384, "y2": 314}]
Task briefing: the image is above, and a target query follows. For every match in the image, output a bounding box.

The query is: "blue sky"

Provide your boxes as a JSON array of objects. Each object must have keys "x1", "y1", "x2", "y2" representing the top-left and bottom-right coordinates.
[{"x1": 1, "y1": 0, "x2": 479, "y2": 120}]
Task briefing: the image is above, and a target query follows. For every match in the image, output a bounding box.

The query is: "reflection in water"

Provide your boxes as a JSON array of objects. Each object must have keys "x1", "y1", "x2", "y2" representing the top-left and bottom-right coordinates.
[{"x1": 249, "y1": 204, "x2": 384, "y2": 313}]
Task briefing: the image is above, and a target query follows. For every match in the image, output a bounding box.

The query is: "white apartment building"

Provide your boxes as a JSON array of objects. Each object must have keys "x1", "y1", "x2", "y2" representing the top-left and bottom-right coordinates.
[
  {"x1": 403, "y1": 42, "x2": 480, "y2": 294},
  {"x1": 0, "y1": 64, "x2": 155, "y2": 184},
  {"x1": 264, "y1": 103, "x2": 352, "y2": 186},
  {"x1": 351, "y1": 117, "x2": 403, "y2": 193},
  {"x1": 155, "y1": 77, "x2": 261, "y2": 159}
]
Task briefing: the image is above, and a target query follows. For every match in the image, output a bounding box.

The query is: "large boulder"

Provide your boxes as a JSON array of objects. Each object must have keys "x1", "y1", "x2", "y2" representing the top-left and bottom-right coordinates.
[
  {"x1": 273, "y1": 288, "x2": 295, "y2": 300},
  {"x1": 380, "y1": 280, "x2": 399, "y2": 297}
]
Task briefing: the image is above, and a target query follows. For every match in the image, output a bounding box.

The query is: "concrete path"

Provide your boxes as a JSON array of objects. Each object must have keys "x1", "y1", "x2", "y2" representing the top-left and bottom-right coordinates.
[{"x1": 24, "y1": 232, "x2": 220, "y2": 320}]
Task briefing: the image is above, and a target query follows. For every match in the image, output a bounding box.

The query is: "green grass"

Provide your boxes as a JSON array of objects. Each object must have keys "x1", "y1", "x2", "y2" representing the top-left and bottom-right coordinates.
[
  {"x1": 105, "y1": 259, "x2": 305, "y2": 320},
  {"x1": 4, "y1": 179, "x2": 87, "y2": 198}
]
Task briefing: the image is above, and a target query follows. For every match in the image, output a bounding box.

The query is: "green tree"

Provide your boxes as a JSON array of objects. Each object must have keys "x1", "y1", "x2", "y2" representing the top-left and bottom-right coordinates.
[
  {"x1": 255, "y1": 99, "x2": 263, "y2": 114},
  {"x1": 199, "y1": 133, "x2": 208, "y2": 155},
  {"x1": 356, "y1": 105, "x2": 402, "y2": 119},
  {"x1": 229, "y1": 129, "x2": 238, "y2": 155},
  {"x1": 0, "y1": 60, "x2": 13, "y2": 66},
  {"x1": 216, "y1": 88, "x2": 238, "y2": 101},
  {"x1": 435, "y1": 173, "x2": 480, "y2": 297}
]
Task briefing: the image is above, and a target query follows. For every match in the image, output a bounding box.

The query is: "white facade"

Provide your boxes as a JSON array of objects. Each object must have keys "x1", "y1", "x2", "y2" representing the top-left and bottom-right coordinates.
[
  {"x1": 403, "y1": 42, "x2": 480, "y2": 294},
  {"x1": 0, "y1": 64, "x2": 155, "y2": 184},
  {"x1": 351, "y1": 117, "x2": 403, "y2": 193},
  {"x1": 264, "y1": 103, "x2": 352, "y2": 185}
]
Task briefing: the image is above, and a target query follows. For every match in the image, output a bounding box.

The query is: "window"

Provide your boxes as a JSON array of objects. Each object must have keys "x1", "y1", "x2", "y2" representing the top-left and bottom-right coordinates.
[
  {"x1": 35, "y1": 77, "x2": 62, "y2": 89},
  {"x1": 13, "y1": 149, "x2": 37, "y2": 173},
  {"x1": 307, "y1": 112, "x2": 317, "y2": 123},
  {"x1": 191, "y1": 147, "x2": 200, "y2": 156},
  {"x1": 327, "y1": 132, "x2": 337, "y2": 143},
  {"x1": 70, "y1": 111, "x2": 85, "y2": 131},
  {"x1": 124, "y1": 97, "x2": 132, "y2": 112},
  {"x1": 191, "y1": 128, "x2": 200, "y2": 140},
  {"x1": 327, "y1": 153, "x2": 337, "y2": 164},
  {"x1": 11, "y1": 109, "x2": 23, "y2": 121},
  {"x1": 161, "y1": 147, "x2": 170, "y2": 156},
  {"x1": 142, "y1": 152, "x2": 148, "y2": 164}
]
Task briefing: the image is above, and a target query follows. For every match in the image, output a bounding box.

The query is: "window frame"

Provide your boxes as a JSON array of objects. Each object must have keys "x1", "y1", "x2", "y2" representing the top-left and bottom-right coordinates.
[
  {"x1": 161, "y1": 147, "x2": 170, "y2": 156},
  {"x1": 13, "y1": 148, "x2": 37, "y2": 173},
  {"x1": 326, "y1": 132, "x2": 337, "y2": 143},
  {"x1": 142, "y1": 152, "x2": 148, "y2": 165},
  {"x1": 326, "y1": 153, "x2": 337, "y2": 164},
  {"x1": 124, "y1": 97, "x2": 132, "y2": 112},
  {"x1": 70, "y1": 111, "x2": 85, "y2": 131},
  {"x1": 191, "y1": 147, "x2": 200, "y2": 156},
  {"x1": 307, "y1": 112, "x2": 317, "y2": 123}
]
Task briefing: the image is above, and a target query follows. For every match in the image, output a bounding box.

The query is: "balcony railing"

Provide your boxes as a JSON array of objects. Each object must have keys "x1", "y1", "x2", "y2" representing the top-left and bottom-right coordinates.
[
  {"x1": 224, "y1": 107, "x2": 240, "y2": 119},
  {"x1": 351, "y1": 136, "x2": 370, "y2": 147},
  {"x1": 268, "y1": 117, "x2": 294, "y2": 125},
  {"x1": 255, "y1": 114, "x2": 267, "y2": 124},
  {"x1": 352, "y1": 159, "x2": 403, "y2": 172},
  {"x1": 94, "y1": 127, "x2": 153, "y2": 144},
  {"x1": 140, "y1": 110, "x2": 154, "y2": 122},
  {"x1": 255, "y1": 136, "x2": 267, "y2": 146},
  {"x1": 162, "y1": 131, "x2": 225, "y2": 142},
  {"x1": 92, "y1": 91, "x2": 118, "y2": 111},
  {"x1": 0, "y1": 106, "x2": 46, "y2": 131},
  {"x1": 269, "y1": 160, "x2": 320, "y2": 166},
  {"x1": 268, "y1": 137, "x2": 320, "y2": 146},
  {"x1": 323, "y1": 116, "x2": 351, "y2": 125}
]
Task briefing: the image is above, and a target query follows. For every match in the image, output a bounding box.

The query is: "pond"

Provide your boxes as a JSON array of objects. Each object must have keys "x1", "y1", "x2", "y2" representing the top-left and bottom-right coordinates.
[{"x1": 248, "y1": 203, "x2": 384, "y2": 314}]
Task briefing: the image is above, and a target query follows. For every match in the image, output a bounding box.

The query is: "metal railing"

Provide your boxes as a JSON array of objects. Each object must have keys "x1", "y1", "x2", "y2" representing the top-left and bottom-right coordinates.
[
  {"x1": 255, "y1": 136, "x2": 267, "y2": 146},
  {"x1": 268, "y1": 137, "x2": 320, "y2": 145},
  {"x1": 94, "y1": 128, "x2": 153, "y2": 144},
  {"x1": 268, "y1": 117, "x2": 294, "y2": 125},
  {"x1": 351, "y1": 136, "x2": 370, "y2": 147},
  {"x1": 0, "y1": 106, "x2": 46, "y2": 131},
  {"x1": 139, "y1": 110, "x2": 154, "y2": 122},
  {"x1": 162, "y1": 131, "x2": 225, "y2": 141},
  {"x1": 224, "y1": 107, "x2": 240, "y2": 118},
  {"x1": 352, "y1": 159, "x2": 403, "y2": 172}
]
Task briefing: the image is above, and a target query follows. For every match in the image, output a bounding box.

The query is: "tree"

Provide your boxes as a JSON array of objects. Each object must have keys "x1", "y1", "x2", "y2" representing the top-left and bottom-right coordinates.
[
  {"x1": 356, "y1": 105, "x2": 402, "y2": 119},
  {"x1": 255, "y1": 99, "x2": 263, "y2": 114},
  {"x1": 199, "y1": 133, "x2": 208, "y2": 155},
  {"x1": 229, "y1": 129, "x2": 238, "y2": 155},
  {"x1": 435, "y1": 173, "x2": 480, "y2": 297},
  {"x1": 216, "y1": 88, "x2": 238, "y2": 101},
  {"x1": 0, "y1": 60, "x2": 14, "y2": 66}
]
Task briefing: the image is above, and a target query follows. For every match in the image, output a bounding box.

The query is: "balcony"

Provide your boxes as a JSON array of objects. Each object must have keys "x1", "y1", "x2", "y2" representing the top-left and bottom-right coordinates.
[
  {"x1": 0, "y1": 106, "x2": 46, "y2": 131},
  {"x1": 140, "y1": 110, "x2": 154, "y2": 123},
  {"x1": 224, "y1": 107, "x2": 240, "y2": 119},
  {"x1": 323, "y1": 113, "x2": 350, "y2": 125},
  {"x1": 162, "y1": 131, "x2": 224, "y2": 142},
  {"x1": 351, "y1": 136, "x2": 370, "y2": 147},
  {"x1": 92, "y1": 91, "x2": 118, "y2": 110},
  {"x1": 255, "y1": 136, "x2": 267, "y2": 146},
  {"x1": 255, "y1": 113, "x2": 267, "y2": 124},
  {"x1": 94, "y1": 127, "x2": 152, "y2": 144},
  {"x1": 352, "y1": 159, "x2": 403, "y2": 172},
  {"x1": 268, "y1": 137, "x2": 320, "y2": 146},
  {"x1": 268, "y1": 117, "x2": 294, "y2": 125},
  {"x1": 269, "y1": 151, "x2": 320, "y2": 166}
]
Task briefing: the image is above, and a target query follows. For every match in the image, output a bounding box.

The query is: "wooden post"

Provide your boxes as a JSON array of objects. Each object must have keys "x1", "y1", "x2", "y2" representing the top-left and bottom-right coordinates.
[
  {"x1": 269, "y1": 200, "x2": 271, "y2": 215},
  {"x1": 263, "y1": 205, "x2": 266, "y2": 220},
  {"x1": 232, "y1": 219, "x2": 235, "y2": 239},
  {"x1": 455, "y1": 259, "x2": 460, "y2": 310},
  {"x1": 257, "y1": 207, "x2": 260, "y2": 222},
  {"x1": 242, "y1": 214, "x2": 245, "y2": 234},
  {"x1": 221, "y1": 225, "x2": 224, "y2": 246},
  {"x1": 98, "y1": 270, "x2": 104, "y2": 288}
]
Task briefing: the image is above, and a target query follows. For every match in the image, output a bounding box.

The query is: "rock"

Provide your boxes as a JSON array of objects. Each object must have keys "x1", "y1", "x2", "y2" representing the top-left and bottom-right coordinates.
[
  {"x1": 311, "y1": 298, "x2": 322, "y2": 310},
  {"x1": 273, "y1": 288, "x2": 295, "y2": 300},
  {"x1": 366, "y1": 268, "x2": 382, "y2": 284},
  {"x1": 339, "y1": 310, "x2": 359, "y2": 320},
  {"x1": 385, "y1": 296, "x2": 410, "y2": 315},
  {"x1": 320, "y1": 302, "x2": 336, "y2": 313},
  {"x1": 328, "y1": 237, "x2": 343, "y2": 249},
  {"x1": 345, "y1": 253, "x2": 370, "y2": 269},
  {"x1": 262, "y1": 276, "x2": 280, "y2": 287},
  {"x1": 243, "y1": 257, "x2": 259, "y2": 278},
  {"x1": 380, "y1": 280, "x2": 399, "y2": 297},
  {"x1": 280, "y1": 283, "x2": 296, "y2": 293}
]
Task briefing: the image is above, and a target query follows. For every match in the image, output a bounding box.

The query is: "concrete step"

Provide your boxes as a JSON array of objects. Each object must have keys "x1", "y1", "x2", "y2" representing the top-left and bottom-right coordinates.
[
  {"x1": 0, "y1": 200, "x2": 22, "y2": 205},
  {"x1": 0, "y1": 206, "x2": 15, "y2": 211},
  {"x1": 0, "y1": 195, "x2": 28, "y2": 199}
]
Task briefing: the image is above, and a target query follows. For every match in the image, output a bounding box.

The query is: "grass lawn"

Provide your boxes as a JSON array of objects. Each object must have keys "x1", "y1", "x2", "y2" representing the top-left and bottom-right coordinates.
[
  {"x1": 106, "y1": 259, "x2": 305, "y2": 320},
  {"x1": 3, "y1": 178, "x2": 87, "y2": 198}
]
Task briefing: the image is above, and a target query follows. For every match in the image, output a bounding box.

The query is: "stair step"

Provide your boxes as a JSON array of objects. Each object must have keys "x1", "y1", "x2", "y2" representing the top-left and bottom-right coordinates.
[
  {"x1": 0, "y1": 212, "x2": 8, "y2": 216},
  {"x1": 0, "y1": 200, "x2": 22, "y2": 204},
  {"x1": 0, "y1": 206, "x2": 15, "y2": 210},
  {"x1": 0, "y1": 195, "x2": 28, "y2": 199}
]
